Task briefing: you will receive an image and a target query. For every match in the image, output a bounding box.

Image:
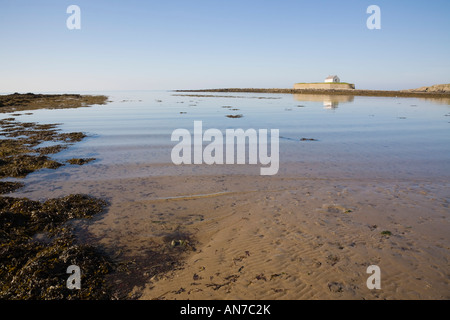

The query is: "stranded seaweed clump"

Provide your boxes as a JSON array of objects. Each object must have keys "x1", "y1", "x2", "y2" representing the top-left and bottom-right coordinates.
[{"x1": 67, "y1": 158, "x2": 96, "y2": 165}]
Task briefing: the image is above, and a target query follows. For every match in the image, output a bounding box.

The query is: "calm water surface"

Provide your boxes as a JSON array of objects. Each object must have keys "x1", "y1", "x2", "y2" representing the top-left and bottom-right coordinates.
[{"x1": 3, "y1": 90, "x2": 450, "y2": 181}]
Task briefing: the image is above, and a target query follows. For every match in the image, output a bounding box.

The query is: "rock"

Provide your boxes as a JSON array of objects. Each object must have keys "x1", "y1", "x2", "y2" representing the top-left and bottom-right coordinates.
[
  {"x1": 171, "y1": 239, "x2": 189, "y2": 247},
  {"x1": 404, "y1": 84, "x2": 450, "y2": 93},
  {"x1": 328, "y1": 282, "x2": 344, "y2": 293}
]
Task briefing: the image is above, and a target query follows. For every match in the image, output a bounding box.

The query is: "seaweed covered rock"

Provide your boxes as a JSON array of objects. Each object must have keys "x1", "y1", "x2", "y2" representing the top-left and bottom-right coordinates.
[
  {"x1": 0, "y1": 181, "x2": 24, "y2": 194},
  {"x1": 0, "y1": 109, "x2": 122, "y2": 300},
  {"x1": 1, "y1": 230, "x2": 112, "y2": 300},
  {"x1": 40, "y1": 194, "x2": 107, "y2": 226},
  {"x1": 66, "y1": 158, "x2": 96, "y2": 165},
  {"x1": 0, "y1": 154, "x2": 63, "y2": 178},
  {"x1": 0, "y1": 194, "x2": 112, "y2": 300},
  {"x1": 0, "y1": 93, "x2": 108, "y2": 113}
]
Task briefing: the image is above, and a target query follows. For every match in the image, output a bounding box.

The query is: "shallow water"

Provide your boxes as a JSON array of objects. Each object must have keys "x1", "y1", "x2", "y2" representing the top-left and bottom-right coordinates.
[{"x1": 3, "y1": 90, "x2": 450, "y2": 182}]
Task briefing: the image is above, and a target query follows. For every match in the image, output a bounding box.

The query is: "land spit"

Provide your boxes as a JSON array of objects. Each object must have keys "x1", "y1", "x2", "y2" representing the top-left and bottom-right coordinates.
[
  {"x1": 174, "y1": 88, "x2": 450, "y2": 99},
  {"x1": 0, "y1": 93, "x2": 109, "y2": 113}
]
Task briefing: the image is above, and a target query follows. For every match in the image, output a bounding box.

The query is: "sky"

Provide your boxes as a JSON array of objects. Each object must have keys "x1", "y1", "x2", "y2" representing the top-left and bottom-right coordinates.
[{"x1": 0, "y1": 0, "x2": 449, "y2": 92}]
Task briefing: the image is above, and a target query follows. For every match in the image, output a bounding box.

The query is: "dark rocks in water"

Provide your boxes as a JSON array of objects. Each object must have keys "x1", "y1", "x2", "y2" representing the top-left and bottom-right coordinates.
[
  {"x1": 0, "y1": 154, "x2": 63, "y2": 178},
  {"x1": 66, "y1": 158, "x2": 96, "y2": 165},
  {"x1": 58, "y1": 132, "x2": 87, "y2": 143},
  {"x1": 226, "y1": 114, "x2": 244, "y2": 118},
  {"x1": 0, "y1": 118, "x2": 90, "y2": 178},
  {"x1": 35, "y1": 145, "x2": 68, "y2": 155}
]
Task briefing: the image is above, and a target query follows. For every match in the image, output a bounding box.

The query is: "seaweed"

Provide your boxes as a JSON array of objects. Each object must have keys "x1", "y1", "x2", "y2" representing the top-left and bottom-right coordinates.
[
  {"x1": 0, "y1": 181, "x2": 24, "y2": 194},
  {"x1": 0, "y1": 116, "x2": 117, "y2": 300},
  {"x1": 66, "y1": 158, "x2": 96, "y2": 165},
  {"x1": 35, "y1": 145, "x2": 68, "y2": 155},
  {"x1": 0, "y1": 93, "x2": 108, "y2": 113},
  {"x1": 381, "y1": 230, "x2": 392, "y2": 237},
  {"x1": 0, "y1": 118, "x2": 90, "y2": 178},
  {"x1": 0, "y1": 194, "x2": 112, "y2": 300},
  {"x1": 0, "y1": 154, "x2": 62, "y2": 178}
]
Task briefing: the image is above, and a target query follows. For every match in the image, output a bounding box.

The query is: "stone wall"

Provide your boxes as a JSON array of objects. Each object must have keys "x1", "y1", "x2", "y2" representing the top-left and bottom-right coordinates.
[{"x1": 293, "y1": 83, "x2": 355, "y2": 90}]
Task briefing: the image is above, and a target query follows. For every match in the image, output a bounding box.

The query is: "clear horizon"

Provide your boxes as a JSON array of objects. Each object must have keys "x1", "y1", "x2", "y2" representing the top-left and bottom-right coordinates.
[{"x1": 1, "y1": 0, "x2": 449, "y2": 93}]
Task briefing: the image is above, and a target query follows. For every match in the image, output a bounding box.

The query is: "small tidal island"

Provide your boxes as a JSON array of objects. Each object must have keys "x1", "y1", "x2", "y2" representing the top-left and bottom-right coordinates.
[
  {"x1": 176, "y1": 78, "x2": 450, "y2": 99},
  {"x1": 294, "y1": 75, "x2": 355, "y2": 90}
]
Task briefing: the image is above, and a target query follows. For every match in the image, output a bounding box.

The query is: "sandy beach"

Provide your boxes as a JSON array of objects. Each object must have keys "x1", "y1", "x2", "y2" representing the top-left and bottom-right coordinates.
[{"x1": 13, "y1": 161, "x2": 449, "y2": 300}]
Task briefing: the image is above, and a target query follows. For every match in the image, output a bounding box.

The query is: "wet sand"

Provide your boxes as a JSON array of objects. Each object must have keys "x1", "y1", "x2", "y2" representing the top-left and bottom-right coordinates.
[{"x1": 14, "y1": 162, "x2": 450, "y2": 300}]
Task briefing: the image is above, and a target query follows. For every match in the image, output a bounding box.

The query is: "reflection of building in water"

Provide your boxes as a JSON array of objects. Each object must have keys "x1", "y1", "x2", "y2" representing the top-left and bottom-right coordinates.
[
  {"x1": 293, "y1": 94, "x2": 354, "y2": 109},
  {"x1": 323, "y1": 99, "x2": 339, "y2": 109}
]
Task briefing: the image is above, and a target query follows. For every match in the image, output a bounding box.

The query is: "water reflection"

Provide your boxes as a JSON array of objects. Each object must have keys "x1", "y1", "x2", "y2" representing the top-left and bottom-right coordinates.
[
  {"x1": 293, "y1": 94, "x2": 354, "y2": 109},
  {"x1": 415, "y1": 97, "x2": 450, "y2": 106}
]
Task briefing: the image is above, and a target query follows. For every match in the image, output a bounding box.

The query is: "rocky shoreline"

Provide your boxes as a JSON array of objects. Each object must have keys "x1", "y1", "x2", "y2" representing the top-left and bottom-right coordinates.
[
  {"x1": 0, "y1": 114, "x2": 114, "y2": 299},
  {"x1": 0, "y1": 93, "x2": 109, "y2": 113}
]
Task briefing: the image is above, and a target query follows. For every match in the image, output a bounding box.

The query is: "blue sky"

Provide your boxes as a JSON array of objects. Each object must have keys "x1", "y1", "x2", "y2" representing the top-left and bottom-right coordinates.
[{"x1": 0, "y1": 0, "x2": 449, "y2": 92}]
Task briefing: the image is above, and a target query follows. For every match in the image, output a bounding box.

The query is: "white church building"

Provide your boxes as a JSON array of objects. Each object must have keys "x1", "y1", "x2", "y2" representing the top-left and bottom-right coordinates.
[{"x1": 324, "y1": 75, "x2": 340, "y2": 83}]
